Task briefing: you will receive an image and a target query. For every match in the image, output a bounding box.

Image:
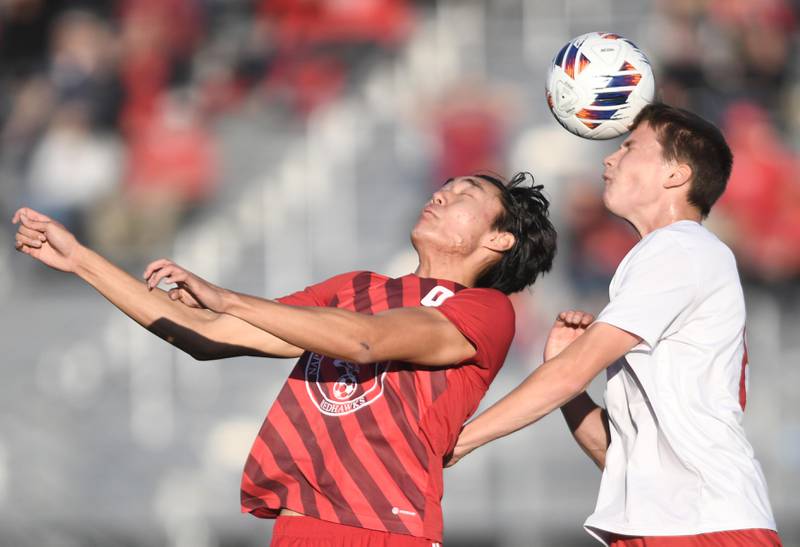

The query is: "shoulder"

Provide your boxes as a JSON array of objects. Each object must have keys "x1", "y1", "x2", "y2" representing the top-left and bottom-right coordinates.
[
  {"x1": 657, "y1": 222, "x2": 737, "y2": 271},
  {"x1": 626, "y1": 223, "x2": 702, "y2": 267},
  {"x1": 325, "y1": 270, "x2": 384, "y2": 287},
  {"x1": 436, "y1": 287, "x2": 516, "y2": 369},
  {"x1": 455, "y1": 286, "x2": 513, "y2": 307},
  {"x1": 440, "y1": 287, "x2": 515, "y2": 326},
  {"x1": 612, "y1": 225, "x2": 702, "y2": 292}
]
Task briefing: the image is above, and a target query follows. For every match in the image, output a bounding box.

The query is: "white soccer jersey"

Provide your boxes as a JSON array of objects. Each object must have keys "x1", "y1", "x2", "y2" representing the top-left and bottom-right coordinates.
[{"x1": 585, "y1": 220, "x2": 777, "y2": 544}]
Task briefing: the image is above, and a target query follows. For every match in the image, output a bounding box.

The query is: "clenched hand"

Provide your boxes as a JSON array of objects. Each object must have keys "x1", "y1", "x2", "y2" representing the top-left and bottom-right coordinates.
[{"x1": 12, "y1": 207, "x2": 83, "y2": 273}]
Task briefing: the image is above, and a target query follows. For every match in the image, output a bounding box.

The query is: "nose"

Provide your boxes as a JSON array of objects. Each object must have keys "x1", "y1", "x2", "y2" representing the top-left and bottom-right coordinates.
[
  {"x1": 431, "y1": 189, "x2": 446, "y2": 205},
  {"x1": 603, "y1": 148, "x2": 620, "y2": 168}
]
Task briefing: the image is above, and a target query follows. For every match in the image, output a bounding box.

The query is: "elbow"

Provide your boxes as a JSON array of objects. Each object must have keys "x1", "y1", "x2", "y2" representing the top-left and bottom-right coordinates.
[
  {"x1": 350, "y1": 341, "x2": 376, "y2": 365},
  {"x1": 344, "y1": 321, "x2": 383, "y2": 365}
]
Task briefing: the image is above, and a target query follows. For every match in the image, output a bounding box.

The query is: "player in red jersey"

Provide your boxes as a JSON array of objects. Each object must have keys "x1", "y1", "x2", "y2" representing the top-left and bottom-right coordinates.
[{"x1": 13, "y1": 171, "x2": 557, "y2": 545}]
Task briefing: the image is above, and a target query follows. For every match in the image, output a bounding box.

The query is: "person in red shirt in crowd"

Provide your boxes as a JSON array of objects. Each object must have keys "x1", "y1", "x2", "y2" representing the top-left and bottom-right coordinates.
[
  {"x1": 717, "y1": 101, "x2": 800, "y2": 281},
  {"x1": 13, "y1": 171, "x2": 557, "y2": 546}
]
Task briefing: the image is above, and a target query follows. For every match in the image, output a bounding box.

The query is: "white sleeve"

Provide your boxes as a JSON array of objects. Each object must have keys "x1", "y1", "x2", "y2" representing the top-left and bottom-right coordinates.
[{"x1": 596, "y1": 232, "x2": 697, "y2": 349}]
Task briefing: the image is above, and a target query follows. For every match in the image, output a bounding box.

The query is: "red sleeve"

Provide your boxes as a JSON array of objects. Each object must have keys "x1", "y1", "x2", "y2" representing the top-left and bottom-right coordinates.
[
  {"x1": 276, "y1": 271, "x2": 365, "y2": 307},
  {"x1": 435, "y1": 288, "x2": 515, "y2": 370}
]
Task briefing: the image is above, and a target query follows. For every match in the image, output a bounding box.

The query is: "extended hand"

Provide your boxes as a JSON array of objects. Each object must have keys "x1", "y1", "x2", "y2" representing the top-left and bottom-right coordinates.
[
  {"x1": 143, "y1": 259, "x2": 229, "y2": 313},
  {"x1": 12, "y1": 207, "x2": 83, "y2": 273},
  {"x1": 543, "y1": 310, "x2": 594, "y2": 361}
]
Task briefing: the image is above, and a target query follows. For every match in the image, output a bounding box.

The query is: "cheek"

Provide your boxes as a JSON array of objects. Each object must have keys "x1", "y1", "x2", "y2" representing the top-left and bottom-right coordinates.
[{"x1": 450, "y1": 212, "x2": 488, "y2": 246}]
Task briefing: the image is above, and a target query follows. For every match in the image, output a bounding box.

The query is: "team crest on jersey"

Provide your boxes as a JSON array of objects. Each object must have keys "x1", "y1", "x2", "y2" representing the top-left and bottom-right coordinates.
[{"x1": 305, "y1": 352, "x2": 389, "y2": 416}]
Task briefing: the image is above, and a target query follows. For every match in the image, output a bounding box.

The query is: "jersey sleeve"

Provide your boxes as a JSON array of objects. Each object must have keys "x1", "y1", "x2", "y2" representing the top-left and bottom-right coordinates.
[
  {"x1": 596, "y1": 232, "x2": 697, "y2": 349},
  {"x1": 276, "y1": 271, "x2": 365, "y2": 307},
  {"x1": 435, "y1": 288, "x2": 515, "y2": 370}
]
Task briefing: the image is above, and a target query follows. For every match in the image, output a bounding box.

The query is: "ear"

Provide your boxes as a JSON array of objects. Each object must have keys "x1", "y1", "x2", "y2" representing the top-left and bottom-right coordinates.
[
  {"x1": 664, "y1": 162, "x2": 692, "y2": 189},
  {"x1": 484, "y1": 231, "x2": 515, "y2": 253}
]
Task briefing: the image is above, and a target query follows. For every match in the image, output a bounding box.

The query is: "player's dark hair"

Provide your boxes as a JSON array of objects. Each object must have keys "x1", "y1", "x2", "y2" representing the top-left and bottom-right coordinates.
[
  {"x1": 473, "y1": 171, "x2": 557, "y2": 294},
  {"x1": 631, "y1": 103, "x2": 733, "y2": 218}
]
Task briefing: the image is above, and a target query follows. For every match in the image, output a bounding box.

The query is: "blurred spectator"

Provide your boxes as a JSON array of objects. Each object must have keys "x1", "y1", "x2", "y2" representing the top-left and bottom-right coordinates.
[
  {"x1": 655, "y1": 0, "x2": 796, "y2": 120},
  {"x1": 424, "y1": 80, "x2": 516, "y2": 186},
  {"x1": 117, "y1": 0, "x2": 205, "y2": 134},
  {"x1": 91, "y1": 93, "x2": 218, "y2": 260},
  {"x1": 1, "y1": 76, "x2": 54, "y2": 163},
  {"x1": 27, "y1": 101, "x2": 122, "y2": 239},
  {"x1": 562, "y1": 179, "x2": 637, "y2": 300},
  {"x1": 259, "y1": 0, "x2": 413, "y2": 51},
  {"x1": 257, "y1": 0, "x2": 415, "y2": 115},
  {"x1": 49, "y1": 10, "x2": 121, "y2": 130},
  {"x1": 265, "y1": 51, "x2": 347, "y2": 116},
  {"x1": 651, "y1": 0, "x2": 800, "y2": 288},
  {"x1": 0, "y1": 0, "x2": 60, "y2": 79},
  {"x1": 714, "y1": 101, "x2": 800, "y2": 283}
]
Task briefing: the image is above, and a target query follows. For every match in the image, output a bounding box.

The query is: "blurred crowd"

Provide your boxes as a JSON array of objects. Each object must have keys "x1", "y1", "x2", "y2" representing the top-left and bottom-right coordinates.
[
  {"x1": 0, "y1": 0, "x2": 415, "y2": 261},
  {"x1": 2, "y1": 0, "x2": 798, "y2": 286},
  {"x1": 655, "y1": 0, "x2": 800, "y2": 287}
]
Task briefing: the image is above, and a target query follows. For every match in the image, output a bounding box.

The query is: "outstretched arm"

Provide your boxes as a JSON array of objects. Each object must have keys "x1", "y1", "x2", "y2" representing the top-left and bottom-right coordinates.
[
  {"x1": 143, "y1": 260, "x2": 478, "y2": 366},
  {"x1": 13, "y1": 208, "x2": 303, "y2": 360},
  {"x1": 448, "y1": 319, "x2": 639, "y2": 465}
]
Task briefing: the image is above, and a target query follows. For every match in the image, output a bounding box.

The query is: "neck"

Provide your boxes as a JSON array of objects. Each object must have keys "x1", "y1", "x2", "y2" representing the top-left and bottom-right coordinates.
[
  {"x1": 628, "y1": 202, "x2": 702, "y2": 238},
  {"x1": 414, "y1": 253, "x2": 483, "y2": 288}
]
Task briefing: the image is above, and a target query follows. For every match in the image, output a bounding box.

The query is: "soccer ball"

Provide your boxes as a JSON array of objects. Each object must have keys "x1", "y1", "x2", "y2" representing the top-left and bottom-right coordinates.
[{"x1": 545, "y1": 32, "x2": 655, "y2": 140}]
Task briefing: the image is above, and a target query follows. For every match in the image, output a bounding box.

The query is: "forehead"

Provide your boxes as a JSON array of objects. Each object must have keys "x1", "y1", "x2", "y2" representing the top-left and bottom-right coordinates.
[
  {"x1": 446, "y1": 175, "x2": 505, "y2": 197},
  {"x1": 625, "y1": 122, "x2": 662, "y2": 148}
]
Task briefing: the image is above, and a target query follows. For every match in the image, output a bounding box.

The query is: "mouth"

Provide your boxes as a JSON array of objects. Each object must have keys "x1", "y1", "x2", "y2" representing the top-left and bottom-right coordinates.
[{"x1": 422, "y1": 205, "x2": 438, "y2": 217}]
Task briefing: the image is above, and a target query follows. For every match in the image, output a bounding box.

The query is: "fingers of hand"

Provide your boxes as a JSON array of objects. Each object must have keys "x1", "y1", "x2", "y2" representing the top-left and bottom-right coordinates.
[
  {"x1": 19, "y1": 213, "x2": 50, "y2": 232},
  {"x1": 12, "y1": 207, "x2": 52, "y2": 224},
  {"x1": 143, "y1": 258, "x2": 172, "y2": 281},
  {"x1": 557, "y1": 310, "x2": 594, "y2": 328},
  {"x1": 567, "y1": 310, "x2": 579, "y2": 325},
  {"x1": 169, "y1": 287, "x2": 201, "y2": 308},
  {"x1": 148, "y1": 265, "x2": 175, "y2": 289},
  {"x1": 147, "y1": 264, "x2": 188, "y2": 290},
  {"x1": 15, "y1": 231, "x2": 43, "y2": 249},
  {"x1": 15, "y1": 241, "x2": 32, "y2": 254},
  {"x1": 18, "y1": 224, "x2": 47, "y2": 242},
  {"x1": 168, "y1": 287, "x2": 188, "y2": 302}
]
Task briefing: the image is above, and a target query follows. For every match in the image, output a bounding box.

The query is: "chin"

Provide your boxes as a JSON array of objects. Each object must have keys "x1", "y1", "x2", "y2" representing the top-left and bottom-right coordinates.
[{"x1": 601, "y1": 189, "x2": 615, "y2": 212}]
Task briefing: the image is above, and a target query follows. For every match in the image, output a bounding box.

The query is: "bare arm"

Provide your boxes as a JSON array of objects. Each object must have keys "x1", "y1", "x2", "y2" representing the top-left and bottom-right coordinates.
[
  {"x1": 560, "y1": 392, "x2": 610, "y2": 469},
  {"x1": 223, "y1": 293, "x2": 477, "y2": 365},
  {"x1": 540, "y1": 310, "x2": 611, "y2": 469},
  {"x1": 143, "y1": 261, "x2": 478, "y2": 366},
  {"x1": 13, "y1": 208, "x2": 303, "y2": 360},
  {"x1": 450, "y1": 321, "x2": 639, "y2": 463}
]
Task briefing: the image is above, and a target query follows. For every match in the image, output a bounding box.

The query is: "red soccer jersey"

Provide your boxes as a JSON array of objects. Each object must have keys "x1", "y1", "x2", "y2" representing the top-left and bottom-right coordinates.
[{"x1": 240, "y1": 271, "x2": 515, "y2": 542}]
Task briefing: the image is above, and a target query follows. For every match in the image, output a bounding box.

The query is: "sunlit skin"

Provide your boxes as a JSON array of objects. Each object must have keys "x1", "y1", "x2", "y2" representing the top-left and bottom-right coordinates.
[
  {"x1": 411, "y1": 176, "x2": 515, "y2": 287},
  {"x1": 10, "y1": 174, "x2": 519, "y2": 371},
  {"x1": 602, "y1": 122, "x2": 699, "y2": 238},
  {"x1": 446, "y1": 123, "x2": 708, "y2": 469}
]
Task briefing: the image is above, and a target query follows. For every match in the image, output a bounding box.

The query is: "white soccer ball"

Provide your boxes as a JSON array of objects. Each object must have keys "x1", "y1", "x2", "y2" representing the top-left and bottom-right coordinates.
[{"x1": 545, "y1": 32, "x2": 655, "y2": 140}]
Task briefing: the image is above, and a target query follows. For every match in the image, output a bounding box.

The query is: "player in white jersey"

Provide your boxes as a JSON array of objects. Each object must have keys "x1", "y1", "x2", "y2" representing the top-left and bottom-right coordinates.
[{"x1": 447, "y1": 103, "x2": 782, "y2": 546}]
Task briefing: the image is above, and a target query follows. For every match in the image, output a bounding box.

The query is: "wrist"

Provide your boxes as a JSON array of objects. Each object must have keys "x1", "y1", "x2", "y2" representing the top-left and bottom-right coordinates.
[
  {"x1": 71, "y1": 244, "x2": 95, "y2": 277},
  {"x1": 218, "y1": 287, "x2": 239, "y2": 314}
]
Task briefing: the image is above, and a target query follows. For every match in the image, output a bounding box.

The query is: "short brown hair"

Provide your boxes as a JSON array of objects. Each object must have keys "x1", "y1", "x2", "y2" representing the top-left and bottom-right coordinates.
[{"x1": 631, "y1": 103, "x2": 733, "y2": 217}]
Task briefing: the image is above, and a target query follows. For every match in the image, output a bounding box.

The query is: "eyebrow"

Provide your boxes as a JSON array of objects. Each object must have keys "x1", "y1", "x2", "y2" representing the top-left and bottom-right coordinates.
[{"x1": 462, "y1": 176, "x2": 487, "y2": 191}]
